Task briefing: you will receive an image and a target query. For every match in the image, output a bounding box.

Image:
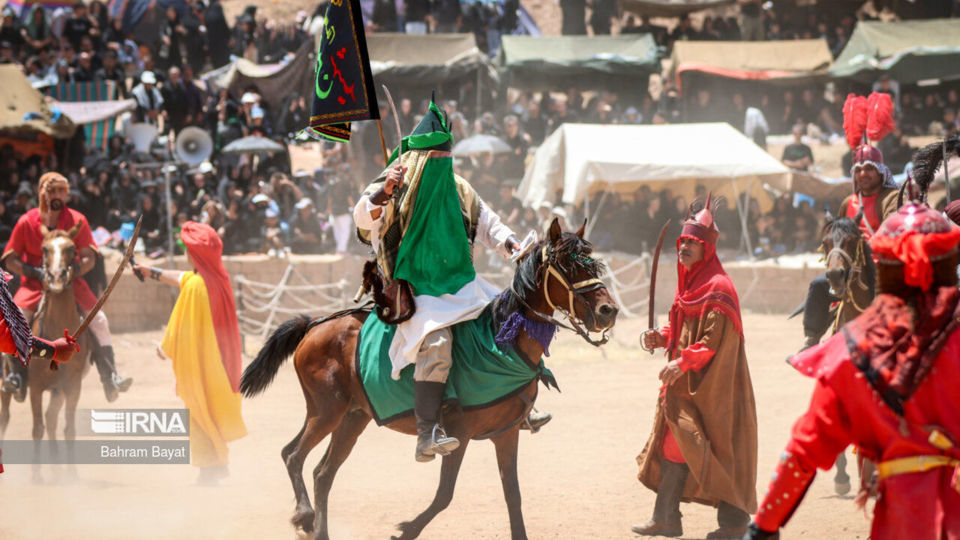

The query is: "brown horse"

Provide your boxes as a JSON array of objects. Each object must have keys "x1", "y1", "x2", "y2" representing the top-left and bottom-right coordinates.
[
  {"x1": 819, "y1": 216, "x2": 876, "y2": 495},
  {"x1": 0, "y1": 223, "x2": 91, "y2": 481},
  {"x1": 821, "y1": 216, "x2": 875, "y2": 335},
  {"x1": 240, "y1": 219, "x2": 618, "y2": 539}
]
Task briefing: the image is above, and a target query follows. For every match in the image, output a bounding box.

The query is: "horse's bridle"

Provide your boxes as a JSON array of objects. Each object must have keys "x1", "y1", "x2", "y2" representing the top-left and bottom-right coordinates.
[
  {"x1": 510, "y1": 245, "x2": 610, "y2": 347},
  {"x1": 825, "y1": 237, "x2": 871, "y2": 332}
]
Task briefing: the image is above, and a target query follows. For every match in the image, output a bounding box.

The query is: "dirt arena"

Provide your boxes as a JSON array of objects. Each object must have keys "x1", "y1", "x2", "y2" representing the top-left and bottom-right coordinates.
[{"x1": 1, "y1": 315, "x2": 870, "y2": 539}]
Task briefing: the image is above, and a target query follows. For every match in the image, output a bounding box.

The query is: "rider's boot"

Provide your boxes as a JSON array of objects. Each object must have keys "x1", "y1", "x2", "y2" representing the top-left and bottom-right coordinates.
[
  {"x1": 521, "y1": 408, "x2": 552, "y2": 433},
  {"x1": 414, "y1": 381, "x2": 459, "y2": 462},
  {"x1": 94, "y1": 345, "x2": 132, "y2": 402},
  {"x1": 801, "y1": 333, "x2": 821, "y2": 351},
  {"x1": 1, "y1": 357, "x2": 28, "y2": 403}
]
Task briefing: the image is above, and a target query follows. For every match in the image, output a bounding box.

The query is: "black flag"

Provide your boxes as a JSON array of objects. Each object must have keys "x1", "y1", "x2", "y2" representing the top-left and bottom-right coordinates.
[{"x1": 305, "y1": 0, "x2": 379, "y2": 142}]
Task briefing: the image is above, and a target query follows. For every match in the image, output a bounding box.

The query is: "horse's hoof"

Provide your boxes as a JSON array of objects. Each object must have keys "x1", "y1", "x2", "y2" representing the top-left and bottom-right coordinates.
[
  {"x1": 835, "y1": 480, "x2": 851, "y2": 496},
  {"x1": 291, "y1": 509, "x2": 315, "y2": 533},
  {"x1": 393, "y1": 520, "x2": 419, "y2": 540}
]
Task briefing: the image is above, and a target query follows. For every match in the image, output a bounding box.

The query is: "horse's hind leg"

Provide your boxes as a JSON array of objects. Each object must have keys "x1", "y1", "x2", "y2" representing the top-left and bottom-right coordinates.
[
  {"x1": 286, "y1": 410, "x2": 348, "y2": 534},
  {"x1": 393, "y1": 439, "x2": 470, "y2": 540},
  {"x1": 493, "y1": 429, "x2": 527, "y2": 540},
  {"x1": 834, "y1": 451, "x2": 851, "y2": 495},
  {"x1": 311, "y1": 409, "x2": 370, "y2": 540}
]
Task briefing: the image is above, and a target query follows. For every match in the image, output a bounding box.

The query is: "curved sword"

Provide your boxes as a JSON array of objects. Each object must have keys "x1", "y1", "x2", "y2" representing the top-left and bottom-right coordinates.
[
  {"x1": 51, "y1": 216, "x2": 142, "y2": 370},
  {"x1": 641, "y1": 219, "x2": 671, "y2": 355}
]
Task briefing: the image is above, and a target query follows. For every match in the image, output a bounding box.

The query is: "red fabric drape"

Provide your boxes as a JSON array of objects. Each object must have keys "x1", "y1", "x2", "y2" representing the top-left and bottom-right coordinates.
[
  {"x1": 667, "y1": 236, "x2": 743, "y2": 355},
  {"x1": 180, "y1": 222, "x2": 242, "y2": 392}
]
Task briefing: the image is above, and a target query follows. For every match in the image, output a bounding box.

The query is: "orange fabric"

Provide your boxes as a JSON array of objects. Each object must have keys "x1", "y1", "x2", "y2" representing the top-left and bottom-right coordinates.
[{"x1": 179, "y1": 222, "x2": 242, "y2": 392}]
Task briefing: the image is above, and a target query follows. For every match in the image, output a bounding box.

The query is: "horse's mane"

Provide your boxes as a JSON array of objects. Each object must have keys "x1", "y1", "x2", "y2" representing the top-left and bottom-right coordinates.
[
  {"x1": 491, "y1": 232, "x2": 605, "y2": 328},
  {"x1": 822, "y1": 216, "x2": 876, "y2": 288}
]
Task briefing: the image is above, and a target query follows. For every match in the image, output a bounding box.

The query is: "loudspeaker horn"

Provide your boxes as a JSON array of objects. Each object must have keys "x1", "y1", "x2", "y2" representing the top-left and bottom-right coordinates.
[
  {"x1": 175, "y1": 126, "x2": 214, "y2": 166},
  {"x1": 126, "y1": 123, "x2": 159, "y2": 153}
]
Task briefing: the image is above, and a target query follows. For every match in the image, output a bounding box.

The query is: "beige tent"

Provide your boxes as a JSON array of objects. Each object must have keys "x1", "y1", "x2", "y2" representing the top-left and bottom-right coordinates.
[
  {"x1": 0, "y1": 64, "x2": 75, "y2": 138},
  {"x1": 518, "y1": 123, "x2": 793, "y2": 254},
  {"x1": 669, "y1": 39, "x2": 833, "y2": 91}
]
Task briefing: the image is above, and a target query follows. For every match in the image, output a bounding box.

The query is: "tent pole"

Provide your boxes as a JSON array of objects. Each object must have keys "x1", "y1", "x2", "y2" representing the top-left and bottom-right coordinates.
[
  {"x1": 585, "y1": 183, "x2": 611, "y2": 240},
  {"x1": 165, "y1": 166, "x2": 176, "y2": 270},
  {"x1": 731, "y1": 177, "x2": 755, "y2": 260},
  {"x1": 475, "y1": 69, "x2": 481, "y2": 119}
]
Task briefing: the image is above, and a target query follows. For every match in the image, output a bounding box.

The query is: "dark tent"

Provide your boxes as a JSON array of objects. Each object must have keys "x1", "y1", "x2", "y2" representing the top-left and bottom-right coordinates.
[
  {"x1": 830, "y1": 19, "x2": 960, "y2": 85},
  {"x1": 499, "y1": 35, "x2": 659, "y2": 92}
]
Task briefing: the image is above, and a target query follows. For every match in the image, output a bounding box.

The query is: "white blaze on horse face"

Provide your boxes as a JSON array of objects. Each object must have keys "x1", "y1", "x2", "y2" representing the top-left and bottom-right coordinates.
[{"x1": 44, "y1": 236, "x2": 74, "y2": 293}]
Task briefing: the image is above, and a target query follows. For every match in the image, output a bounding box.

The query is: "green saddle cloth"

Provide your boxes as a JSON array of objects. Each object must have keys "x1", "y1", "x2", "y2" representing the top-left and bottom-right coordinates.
[{"x1": 356, "y1": 308, "x2": 554, "y2": 425}]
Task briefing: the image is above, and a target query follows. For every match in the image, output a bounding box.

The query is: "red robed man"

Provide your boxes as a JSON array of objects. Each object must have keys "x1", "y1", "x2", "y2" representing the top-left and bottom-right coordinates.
[{"x1": 746, "y1": 202, "x2": 960, "y2": 539}]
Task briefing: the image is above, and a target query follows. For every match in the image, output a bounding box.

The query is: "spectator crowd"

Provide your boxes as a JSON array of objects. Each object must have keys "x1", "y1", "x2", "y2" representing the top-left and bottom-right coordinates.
[{"x1": 0, "y1": 0, "x2": 957, "y2": 262}]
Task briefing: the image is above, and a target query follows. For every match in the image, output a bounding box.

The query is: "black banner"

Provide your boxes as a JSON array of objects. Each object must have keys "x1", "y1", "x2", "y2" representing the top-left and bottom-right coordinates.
[{"x1": 306, "y1": 0, "x2": 380, "y2": 142}]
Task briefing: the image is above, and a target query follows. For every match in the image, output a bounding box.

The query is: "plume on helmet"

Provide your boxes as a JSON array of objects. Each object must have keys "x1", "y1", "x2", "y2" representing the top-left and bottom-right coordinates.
[
  {"x1": 911, "y1": 134, "x2": 960, "y2": 199},
  {"x1": 865, "y1": 92, "x2": 896, "y2": 143},
  {"x1": 842, "y1": 94, "x2": 867, "y2": 150}
]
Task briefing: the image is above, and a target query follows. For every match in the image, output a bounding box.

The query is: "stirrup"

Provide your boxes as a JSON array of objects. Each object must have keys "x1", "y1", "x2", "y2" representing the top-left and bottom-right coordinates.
[
  {"x1": 521, "y1": 408, "x2": 552, "y2": 433},
  {"x1": 1, "y1": 373, "x2": 21, "y2": 393}
]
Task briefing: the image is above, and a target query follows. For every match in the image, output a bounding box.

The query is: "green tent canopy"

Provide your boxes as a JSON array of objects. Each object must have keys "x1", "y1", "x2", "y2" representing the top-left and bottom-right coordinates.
[
  {"x1": 499, "y1": 35, "x2": 660, "y2": 92},
  {"x1": 830, "y1": 19, "x2": 960, "y2": 85}
]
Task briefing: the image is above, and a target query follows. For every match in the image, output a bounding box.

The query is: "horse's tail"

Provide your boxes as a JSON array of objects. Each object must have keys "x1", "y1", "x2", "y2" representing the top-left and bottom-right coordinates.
[{"x1": 240, "y1": 315, "x2": 311, "y2": 398}]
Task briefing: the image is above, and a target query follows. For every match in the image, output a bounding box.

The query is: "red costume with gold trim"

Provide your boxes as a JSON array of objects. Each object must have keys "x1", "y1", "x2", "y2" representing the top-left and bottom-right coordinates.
[{"x1": 749, "y1": 203, "x2": 960, "y2": 539}]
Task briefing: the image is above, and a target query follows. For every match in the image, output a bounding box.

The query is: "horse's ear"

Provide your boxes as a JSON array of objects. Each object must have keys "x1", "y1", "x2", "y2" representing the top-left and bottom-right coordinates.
[
  {"x1": 575, "y1": 218, "x2": 586, "y2": 239},
  {"x1": 67, "y1": 222, "x2": 82, "y2": 239},
  {"x1": 548, "y1": 217, "x2": 562, "y2": 242},
  {"x1": 39, "y1": 224, "x2": 50, "y2": 237}
]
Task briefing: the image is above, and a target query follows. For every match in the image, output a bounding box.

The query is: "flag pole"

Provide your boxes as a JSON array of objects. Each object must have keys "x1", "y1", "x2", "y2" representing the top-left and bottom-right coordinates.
[{"x1": 376, "y1": 118, "x2": 389, "y2": 165}]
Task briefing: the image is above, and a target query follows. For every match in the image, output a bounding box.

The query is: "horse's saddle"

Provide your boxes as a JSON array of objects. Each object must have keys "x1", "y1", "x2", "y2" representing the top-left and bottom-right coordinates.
[{"x1": 361, "y1": 261, "x2": 416, "y2": 325}]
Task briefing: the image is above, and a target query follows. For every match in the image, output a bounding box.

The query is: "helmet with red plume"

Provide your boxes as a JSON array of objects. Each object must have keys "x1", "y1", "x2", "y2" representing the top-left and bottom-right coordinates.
[{"x1": 680, "y1": 193, "x2": 721, "y2": 245}]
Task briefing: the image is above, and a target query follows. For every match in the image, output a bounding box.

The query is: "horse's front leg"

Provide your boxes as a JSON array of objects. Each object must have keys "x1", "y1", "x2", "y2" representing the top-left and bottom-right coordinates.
[
  {"x1": 393, "y1": 439, "x2": 469, "y2": 540},
  {"x1": 29, "y1": 384, "x2": 44, "y2": 483},
  {"x1": 493, "y1": 428, "x2": 526, "y2": 540}
]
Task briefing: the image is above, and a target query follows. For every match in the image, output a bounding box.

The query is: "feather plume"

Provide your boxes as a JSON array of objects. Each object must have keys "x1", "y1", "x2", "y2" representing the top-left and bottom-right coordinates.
[
  {"x1": 842, "y1": 94, "x2": 868, "y2": 150},
  {"x1": 911, "y1": 134, "x2": 960, "y2": 198},
  {"x1": 866, "y1": 92, "x2": 896, "y2": 143}
]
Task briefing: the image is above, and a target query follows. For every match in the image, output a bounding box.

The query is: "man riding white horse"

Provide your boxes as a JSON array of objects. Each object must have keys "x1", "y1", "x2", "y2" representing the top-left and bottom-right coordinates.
[{"x1": 354, "y1": 97, "x2": 548, "y2": 462}]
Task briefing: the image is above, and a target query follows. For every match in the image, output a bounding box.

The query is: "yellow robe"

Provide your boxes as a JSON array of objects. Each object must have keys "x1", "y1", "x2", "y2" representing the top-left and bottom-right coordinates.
[{"x1": 161, "y1": 272, "x2": 247, "y2": 468}]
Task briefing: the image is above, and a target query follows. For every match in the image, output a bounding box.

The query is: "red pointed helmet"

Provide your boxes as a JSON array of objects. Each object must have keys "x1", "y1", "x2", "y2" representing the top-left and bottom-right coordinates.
[
  {"x1": 680, "y1": 204, "x2": 719, "y2": 245},
  {"x1": 869, "y1": 203, "x2": 960, "y2": 291}
]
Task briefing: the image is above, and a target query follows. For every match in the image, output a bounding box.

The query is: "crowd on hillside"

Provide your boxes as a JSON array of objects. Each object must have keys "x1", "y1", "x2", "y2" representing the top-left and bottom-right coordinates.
[{"x1": 0, "y1": 1, "x2": 956, "y2": 261}]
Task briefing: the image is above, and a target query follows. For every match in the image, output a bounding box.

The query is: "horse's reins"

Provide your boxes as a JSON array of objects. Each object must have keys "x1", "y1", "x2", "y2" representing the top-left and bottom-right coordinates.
[{"x1": 509, "y1": 245, "x2": 610, "y2": 347}]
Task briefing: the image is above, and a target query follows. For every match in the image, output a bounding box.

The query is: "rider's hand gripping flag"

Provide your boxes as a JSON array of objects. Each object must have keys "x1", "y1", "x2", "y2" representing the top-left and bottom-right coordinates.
[{"x1": 304, "y1": 0, "x2": 380, "y2": 143}]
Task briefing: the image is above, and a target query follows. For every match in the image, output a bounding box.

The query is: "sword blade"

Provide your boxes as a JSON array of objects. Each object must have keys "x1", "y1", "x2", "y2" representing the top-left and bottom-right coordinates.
[
  {"x1": 381, "y1": 85, "x2": 403, "y2": 166},
  {"x1": 72, "y1": 216, "x2": 142, "y2": 339},
  {"x1": 648, "y1": 219, "x2": 671, "y2": 335}
]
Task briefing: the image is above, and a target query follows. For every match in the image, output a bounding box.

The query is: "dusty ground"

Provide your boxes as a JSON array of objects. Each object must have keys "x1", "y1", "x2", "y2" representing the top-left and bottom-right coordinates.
[{"x1": 0, "y1": 314, "x2": 870, "y2": 540}]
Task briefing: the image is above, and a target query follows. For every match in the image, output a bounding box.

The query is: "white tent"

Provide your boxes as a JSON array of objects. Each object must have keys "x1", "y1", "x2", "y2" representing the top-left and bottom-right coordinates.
[{"x1": 518, "y1": 123, "x2": 792, "y2": 254}]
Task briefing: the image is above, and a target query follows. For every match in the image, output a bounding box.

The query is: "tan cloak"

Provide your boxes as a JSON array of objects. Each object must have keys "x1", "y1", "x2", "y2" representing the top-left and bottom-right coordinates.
[{"x1": 636, "y1": 309, "x2": 758, "y2": 514}]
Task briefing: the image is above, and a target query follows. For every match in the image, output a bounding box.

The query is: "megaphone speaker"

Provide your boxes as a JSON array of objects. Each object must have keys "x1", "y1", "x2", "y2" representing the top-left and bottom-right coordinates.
[
  {"x1": 126, "y1": 123, "x2": 159, "y2": 153},
  {"x1": 175, "y1": 126, "x2": 214, "y2": 166}
]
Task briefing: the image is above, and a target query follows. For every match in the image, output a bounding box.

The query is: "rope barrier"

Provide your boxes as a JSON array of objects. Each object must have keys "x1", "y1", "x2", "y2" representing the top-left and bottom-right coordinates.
[{"x1": 235, "y1": 263, "x2": 351, "y2": 340}]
